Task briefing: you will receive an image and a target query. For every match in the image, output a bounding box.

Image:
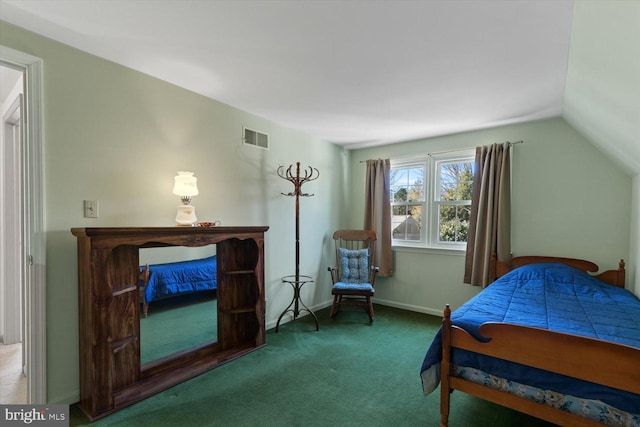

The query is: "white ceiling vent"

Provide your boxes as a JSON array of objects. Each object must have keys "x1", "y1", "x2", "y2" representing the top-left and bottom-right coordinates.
[{"x1": 243, "y1": 127, "x2": 269, "y2": 149}]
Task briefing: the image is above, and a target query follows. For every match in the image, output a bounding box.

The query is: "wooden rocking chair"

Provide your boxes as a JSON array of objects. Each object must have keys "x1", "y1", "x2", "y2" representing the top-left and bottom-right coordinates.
[{"x1": 328, "y1": 230, "x2": 379, "y2": 321}]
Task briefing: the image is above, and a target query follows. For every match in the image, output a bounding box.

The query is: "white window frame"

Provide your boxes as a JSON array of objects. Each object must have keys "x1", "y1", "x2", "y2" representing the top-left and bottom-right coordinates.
[
  {"x1": 391, "y1": 149, "x2": 475, "y2": 252},
  {"x1": 390, "y1": 159, "x2": 427, "y2": 244},
  {"x1": 429, "y1": 150, "x2": 475, "y2": 250}
]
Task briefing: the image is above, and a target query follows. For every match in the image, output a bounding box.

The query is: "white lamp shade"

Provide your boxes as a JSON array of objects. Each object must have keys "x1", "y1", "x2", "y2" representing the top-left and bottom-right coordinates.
[{"x1": 172, "y1": 171, "x2": 199, "y2": 197}]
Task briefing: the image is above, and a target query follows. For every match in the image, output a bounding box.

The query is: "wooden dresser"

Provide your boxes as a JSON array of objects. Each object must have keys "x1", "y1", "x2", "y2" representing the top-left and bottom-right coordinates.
[{"x1": 71, "y1": 226, "x2": 268, "y2": 420}]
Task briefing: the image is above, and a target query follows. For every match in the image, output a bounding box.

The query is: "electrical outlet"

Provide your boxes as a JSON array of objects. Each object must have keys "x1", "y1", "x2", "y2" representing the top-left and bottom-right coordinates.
[{"x1": 84, "y1": 200, "x2": 98, "y2": 218}]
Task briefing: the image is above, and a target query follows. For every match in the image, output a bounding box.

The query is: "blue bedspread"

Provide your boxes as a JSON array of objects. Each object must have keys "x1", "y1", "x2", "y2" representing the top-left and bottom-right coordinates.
[
  {"x1": 420, "y1": 263, "x2": 640, "y2": 414},
  {"x1": 143, "y1": 256, "x2": 217, "y2": 304}
]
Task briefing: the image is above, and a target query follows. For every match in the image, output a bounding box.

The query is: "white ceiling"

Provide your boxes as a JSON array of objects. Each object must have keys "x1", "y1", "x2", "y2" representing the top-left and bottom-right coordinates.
[{"x1": 0, "y1": 0, "x2": 575, "y2": 148}]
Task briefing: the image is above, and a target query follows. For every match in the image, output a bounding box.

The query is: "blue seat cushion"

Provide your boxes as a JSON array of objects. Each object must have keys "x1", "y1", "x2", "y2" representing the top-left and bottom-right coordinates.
[
  {"x1": 338, "y1": 248, "x2": 369, "y2": 283},
  {"x1": 333, "y1": 282, "x2": 374, "y2": 292}
]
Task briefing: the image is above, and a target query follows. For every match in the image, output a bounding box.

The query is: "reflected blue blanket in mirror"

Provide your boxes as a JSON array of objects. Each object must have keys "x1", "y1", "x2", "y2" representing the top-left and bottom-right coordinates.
[
  {"x1": 420, "y1": 263, "x2": 640, "y2": 414},
  {"x1": 143, "y1": 255, "x2": 217, "y2": 304}
]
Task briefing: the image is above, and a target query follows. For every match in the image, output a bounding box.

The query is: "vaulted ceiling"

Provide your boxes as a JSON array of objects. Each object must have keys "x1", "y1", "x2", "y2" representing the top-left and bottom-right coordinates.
[
  {"x1": 0, "y1": 0, "x2": 575, "y2": 148},
  {"x1": 0, "y1": 0, "x2": 637, "y2": 173}
]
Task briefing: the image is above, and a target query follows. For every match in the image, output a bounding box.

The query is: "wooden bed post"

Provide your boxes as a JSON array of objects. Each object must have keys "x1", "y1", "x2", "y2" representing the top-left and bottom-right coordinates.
[
  {"x1": 617, "y1": 259, "x2": 626, "y2": 287},
  {"x1": 489, "y1": 253, "x2": 497, "y2": 282},
  {"x1": 491, "y1": 252, "x2": 513, "y2": 281},
  {"x1": 593, "y1": 259, "x2": 626, "y2": 288},
  {"x1": 440, "y1": 304, "x2": 452, "y2": 427}
]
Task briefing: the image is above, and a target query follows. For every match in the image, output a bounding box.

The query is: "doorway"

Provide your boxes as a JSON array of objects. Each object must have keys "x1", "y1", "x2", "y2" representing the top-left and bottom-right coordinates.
[
  {"x1": 1, "y1": 70, "x2": 26, "y2": 403},
  {"x1": 0, "y1": 45, "x2": 46, "y2": 404}
]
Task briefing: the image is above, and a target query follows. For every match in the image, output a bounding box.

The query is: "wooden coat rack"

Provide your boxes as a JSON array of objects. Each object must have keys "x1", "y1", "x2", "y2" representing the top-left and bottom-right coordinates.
[{"x1": 275, "y1": 162, "x2": 320, "y2": 332}]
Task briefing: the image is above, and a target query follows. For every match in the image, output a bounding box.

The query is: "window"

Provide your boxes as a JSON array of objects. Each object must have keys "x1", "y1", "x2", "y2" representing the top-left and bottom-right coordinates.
[
  {"x1": 391, "y1": 163, "x2": 426, "y2": 242},
  {"x1": 391, "y1": 150, "x2": 474, "y2": 250}
]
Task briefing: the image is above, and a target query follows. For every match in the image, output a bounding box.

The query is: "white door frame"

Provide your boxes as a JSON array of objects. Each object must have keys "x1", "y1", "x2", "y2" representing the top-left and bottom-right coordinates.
[{"x1": 0, "y1": 45, "x2": 46, "y2": 404}]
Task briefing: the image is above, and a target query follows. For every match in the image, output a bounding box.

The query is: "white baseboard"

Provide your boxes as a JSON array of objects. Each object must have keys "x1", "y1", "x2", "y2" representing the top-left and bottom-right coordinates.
[
  {"x1": 266, "y1": 298, "x2": 443, "y2": 330},
  {"x1": 371, "y1": 298, "x2": 444, "y2": 318},
  {"x1": 266, "y1": 299, "x2": 333, "y2": 330}
]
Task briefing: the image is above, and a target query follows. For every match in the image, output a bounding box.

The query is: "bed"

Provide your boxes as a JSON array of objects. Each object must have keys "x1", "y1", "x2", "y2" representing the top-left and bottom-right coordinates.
[
  {"x1": 138, "y1": 255, "x2": 217, "y2": 317},
  {"x1": 420, "y1": 256, "x2": 640, "y2": 427}
]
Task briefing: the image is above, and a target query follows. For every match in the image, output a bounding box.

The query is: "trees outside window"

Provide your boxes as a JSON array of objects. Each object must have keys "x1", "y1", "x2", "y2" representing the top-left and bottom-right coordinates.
[{"x1": 435, "y1": 160, "x2": 473, "y2": 243}]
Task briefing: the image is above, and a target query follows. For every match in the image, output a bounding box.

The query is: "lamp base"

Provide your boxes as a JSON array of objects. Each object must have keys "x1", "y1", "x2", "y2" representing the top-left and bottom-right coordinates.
[{"x1": 175, "y1": 204, "x2": 197, "y2": 226}]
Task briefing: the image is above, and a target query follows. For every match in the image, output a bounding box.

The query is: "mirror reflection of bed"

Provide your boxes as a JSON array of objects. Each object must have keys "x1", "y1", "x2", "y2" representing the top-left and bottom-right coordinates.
[{"x1": 138, "y1": 246, "x2": 217, "y2": 366}]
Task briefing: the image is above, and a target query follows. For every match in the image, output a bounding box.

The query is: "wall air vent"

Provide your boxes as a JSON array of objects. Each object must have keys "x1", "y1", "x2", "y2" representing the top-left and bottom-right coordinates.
[{"x1": 243, "y1": 127, "x2": 269, "y2": 149}]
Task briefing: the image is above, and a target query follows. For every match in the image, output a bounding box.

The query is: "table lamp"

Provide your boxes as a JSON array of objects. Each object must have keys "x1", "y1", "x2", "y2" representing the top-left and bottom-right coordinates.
[{"x1": 172, "y1": 171, "x2": 199, "y2": 226}]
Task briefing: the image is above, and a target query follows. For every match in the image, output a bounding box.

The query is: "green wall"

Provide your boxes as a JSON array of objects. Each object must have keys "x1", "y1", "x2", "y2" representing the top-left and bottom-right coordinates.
[
  {"x1": 350, "y1": 118, "x2": 632, "y2": 314},
  {"x1": 0, "y1": 22, "x2": 347, "y2": 404},
  {"x1": 563, "y1": 0, "x2": 640, "y2": 295},
  {"x1": 563, "y1": 0, "x2": 640, "y2": 175}
]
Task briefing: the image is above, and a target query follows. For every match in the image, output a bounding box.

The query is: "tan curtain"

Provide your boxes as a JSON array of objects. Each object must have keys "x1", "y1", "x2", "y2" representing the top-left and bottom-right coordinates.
[
  {"x1": 464, "y1": 143, "x2": 511, "y2": 286},
  {"x1": 364, "y1": 159, "x2": 393, "y2": 277}
]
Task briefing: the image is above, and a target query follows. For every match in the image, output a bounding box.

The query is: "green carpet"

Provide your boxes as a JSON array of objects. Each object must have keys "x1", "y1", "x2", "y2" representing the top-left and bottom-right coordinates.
[{"x1": 70, "y1": 305, "x2": 555, "y2": 426}]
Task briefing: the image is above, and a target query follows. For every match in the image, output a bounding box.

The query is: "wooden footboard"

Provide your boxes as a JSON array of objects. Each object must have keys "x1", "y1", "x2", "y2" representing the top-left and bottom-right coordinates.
[{"x1": 440, "y1": 305, "x2": 640, "y2": 427}]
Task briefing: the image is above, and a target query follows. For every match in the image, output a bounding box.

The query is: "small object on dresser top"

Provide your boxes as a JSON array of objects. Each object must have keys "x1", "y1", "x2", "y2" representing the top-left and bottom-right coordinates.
[{"x1": 197, "y1": 221, "x2": 221, "y2": 227}]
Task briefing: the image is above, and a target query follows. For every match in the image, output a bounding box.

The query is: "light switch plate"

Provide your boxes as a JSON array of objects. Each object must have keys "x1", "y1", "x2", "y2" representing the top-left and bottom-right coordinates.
[{"x1": 84, "y1": 200, "x2": 98, "y2": 218}]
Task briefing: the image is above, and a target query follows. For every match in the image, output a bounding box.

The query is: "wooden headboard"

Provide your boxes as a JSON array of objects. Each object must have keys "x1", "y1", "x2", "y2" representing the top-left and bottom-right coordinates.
[{"x1": 492, "y1": 255, "x2": 626, "y2": 288}]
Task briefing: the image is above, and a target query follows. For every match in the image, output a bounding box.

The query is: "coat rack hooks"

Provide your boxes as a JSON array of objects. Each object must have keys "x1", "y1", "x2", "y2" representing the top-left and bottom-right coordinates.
[
  {"x1": 277, "y1": 162, "x2": 319, "y2": 197},
  {"x1": 275, "y1": 162, "x2": 320, "y2": 332}
]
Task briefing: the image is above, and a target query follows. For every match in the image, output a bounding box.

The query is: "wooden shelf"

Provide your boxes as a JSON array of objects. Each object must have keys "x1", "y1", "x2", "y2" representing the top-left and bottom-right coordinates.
[
  {"x1": 112, "y1": 285, "x2": 137, "y2": 297},
  {"x1": 72, "y1": 226, "x2": 268, "y2": 421},
  {"x1": 110, "y1": 335, "x2": 138, "y2": 354}
]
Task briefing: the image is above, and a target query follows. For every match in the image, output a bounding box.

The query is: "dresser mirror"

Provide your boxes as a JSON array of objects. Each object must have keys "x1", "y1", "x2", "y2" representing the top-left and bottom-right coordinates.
[{"x1": 138, "y1": 245, "x2": 218, "y2": 366}]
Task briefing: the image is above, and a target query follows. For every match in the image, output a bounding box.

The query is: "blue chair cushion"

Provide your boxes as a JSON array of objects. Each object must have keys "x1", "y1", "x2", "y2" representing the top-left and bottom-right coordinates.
[
  {"x1": 333, "y1": 282, "x2": 374, "y2": 292},
  {"x1": 338, "y1": 248, "x2": 369, "y2": 283}
]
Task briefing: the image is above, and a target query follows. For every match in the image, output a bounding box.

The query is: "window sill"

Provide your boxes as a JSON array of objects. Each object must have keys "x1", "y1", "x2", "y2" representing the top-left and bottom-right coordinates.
[{"x1": 392, "y1": 244, "x2": 466, "y2": 257}]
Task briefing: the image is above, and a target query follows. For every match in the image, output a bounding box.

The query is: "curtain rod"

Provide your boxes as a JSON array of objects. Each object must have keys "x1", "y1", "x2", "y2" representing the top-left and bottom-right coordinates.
[{"x1": 359, "y1": 140, "x2": 524, "y2": 163}]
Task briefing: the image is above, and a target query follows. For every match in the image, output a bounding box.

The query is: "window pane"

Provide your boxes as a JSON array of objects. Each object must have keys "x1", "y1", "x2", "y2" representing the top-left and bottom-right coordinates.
[
  {"x1": 407, "y1": 185, "x2": 423, "y2": 202},
  {"x1": 392, "y1": 187, "x2": 408, "y2": 202},
  {"x1": 392, "y1": 206, "x2": 406, "y2": 239},
  {"x1": 460, "y1": 205, "x2": 471, "y2": 222},
  {"x1": 391, "y1": 166, "x2": 425, "y2": 202},
  {"x1": 407, "y1": 168, "x2": 424, "y2": 187},
  {"x1": 390, "y1": 168, "x2": 408, "y2": 186},
  {"x1": 392, "y1": 205, "x2": 406, "y2": 216},
  {"x1": 439, "y1": 162, "x2": 474, "y2": 201},
  {"x1": 439, "y1": 220, "x2": 460, "y2": 242},
  {"x1": 438, "y1": 205, "x2": 469, "y2": 243},
  {"x1": 392, "y1": 205, "x2": 421, "y2": 241},
  {"x1": 392, "y1": 224, "x2": 405, "y2": 240},
  {"x1": 440, "y1": 181, "x2": 456, "y2": 201},
  {"x1": 410, "y1": 206, "x2": 422, "y2": 227}
]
